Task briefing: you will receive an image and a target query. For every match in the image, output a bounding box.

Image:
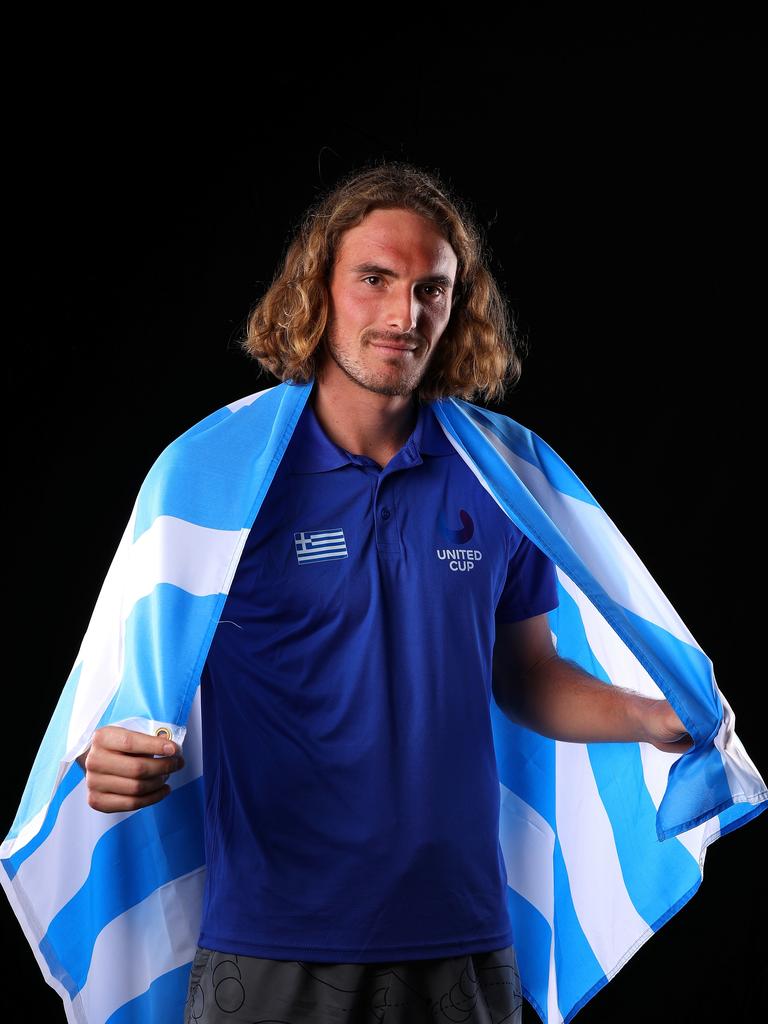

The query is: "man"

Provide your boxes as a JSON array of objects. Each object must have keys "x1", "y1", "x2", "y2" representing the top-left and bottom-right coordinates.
[{"x1": 75, "y1": 163, "x2": 693, "y2": 1022}]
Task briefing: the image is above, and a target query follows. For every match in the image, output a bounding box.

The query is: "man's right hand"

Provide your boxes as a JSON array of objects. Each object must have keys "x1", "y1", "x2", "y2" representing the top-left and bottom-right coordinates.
[{"x1": 76, "y1": 726, "x2": 185, "y2": 813}]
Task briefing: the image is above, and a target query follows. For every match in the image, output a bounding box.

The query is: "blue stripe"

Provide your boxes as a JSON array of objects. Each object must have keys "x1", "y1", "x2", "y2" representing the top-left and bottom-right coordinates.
[
  {"x1": 456, "y1": 405, "x2": 731, "y2": 842},
  {"x1": 564, "y1": 604, "x2": 704, "y2": 924},
  {"x1": 716, "y1": 798, "x2": 768, "y2": 839},
  {"x1": 490, "y1": 581, "x2": 592, "y2": 836},
  {"x1": 101, "y1": 583, "x2": 222, "y2": 727},
  {"x1": 105, "y1": 961, "x2": 192, "y2": 1024},
  {"x1": 492, "y1": 702, "x2": 556, "y2": 833},
  {"x1": 440, "y1": 395, "x2": 716, "y2": 715},
  {"x1": 437, "y1": 398, "x2": 601, "y2": 507},
  {"x1": 618, "y1": 605, "x2": 720, "y2": 734},
  {"x1": 40, "y1": 777, "x2": 204, "y2": 997},
  {"x1": 588, "y1": 736, "x2": 701, "y2": 918},
  {"x1": 505, "y1": 882, "x2": 557, "y2": 1024},
  {"x1": 3, "y1": 760, "x2": 84, "y2": 880},
  {"x1": 6, "y1": 584, "x2": 222, "y2": 855},
  {"x1": 3, "y1": 662, "x2": 85, "y2": 848},
  {"x1": 550, "y1": 833, "x2": 607, "y2": 1024},
  {"x1": 134, "y1": 380, "x2": 312, "y2": 539}
]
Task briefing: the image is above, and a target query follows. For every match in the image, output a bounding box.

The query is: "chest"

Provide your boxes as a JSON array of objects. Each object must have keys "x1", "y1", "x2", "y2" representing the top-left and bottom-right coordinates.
[{"x1": 226, "y1": 455, "x2": 516, "y2": 626}]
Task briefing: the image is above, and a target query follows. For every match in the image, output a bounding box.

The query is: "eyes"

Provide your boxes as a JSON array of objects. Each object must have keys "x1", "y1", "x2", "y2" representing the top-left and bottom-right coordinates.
[{"x1": 361, "y1": 275, "x2": 446, "y2": 298}]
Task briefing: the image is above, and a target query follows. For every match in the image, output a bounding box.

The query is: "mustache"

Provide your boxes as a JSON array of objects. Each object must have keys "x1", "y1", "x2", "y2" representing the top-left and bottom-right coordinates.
[{"x1": 368, "y1": 332, "x2": 421, "y2": 346}]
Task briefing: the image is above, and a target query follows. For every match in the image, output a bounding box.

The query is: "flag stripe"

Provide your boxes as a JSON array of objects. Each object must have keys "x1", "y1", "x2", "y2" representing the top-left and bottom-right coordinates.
[
  {"x1": 133, "y1": 384, "x2": 305, "y2": 537},
  {"x1": 76, "y1": 868, "x2": 205, "y2": 1023},
  {"x1": 41, "y1": 777, "x2": 204, "y2": 995},
  {"x1": 105, "y1": 962, "x2": 193, "y2": 1024},
  {"x1": 554, "y1": 739, "x2": 647, "y2": 973},
  {"x1": 297, "y1": 550, "x2": 348, "y2": 562},
  {"x1": 442, "y1": 406, "x2": 699, "y2": 644},
  {"x1": 498, "y1": 785, "x2": 554, "y2": 927},
  {"x1": 3, "y1": 733, "x2": 83, "y2": 860}
]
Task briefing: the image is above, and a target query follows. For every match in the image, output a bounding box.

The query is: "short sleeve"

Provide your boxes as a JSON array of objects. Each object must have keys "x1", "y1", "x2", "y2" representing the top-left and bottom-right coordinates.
[{"x1": 494, "y1": 531, "x2": 559, "y2": 624}]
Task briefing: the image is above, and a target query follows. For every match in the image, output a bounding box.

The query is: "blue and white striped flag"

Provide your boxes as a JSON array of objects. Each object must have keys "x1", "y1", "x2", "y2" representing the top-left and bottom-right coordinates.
[
  {"x1": 294, "y1": 527, "x2": 348, "y2": 564},
  {"x1": 2, "y1": 377, "x2": 765, "y2": 1024}
]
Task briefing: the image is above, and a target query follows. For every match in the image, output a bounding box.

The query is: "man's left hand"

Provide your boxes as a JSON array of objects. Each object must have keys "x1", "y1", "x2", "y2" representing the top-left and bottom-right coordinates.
[{"x1": 643, "y1": 699, "x2": 694, "y2": 753}]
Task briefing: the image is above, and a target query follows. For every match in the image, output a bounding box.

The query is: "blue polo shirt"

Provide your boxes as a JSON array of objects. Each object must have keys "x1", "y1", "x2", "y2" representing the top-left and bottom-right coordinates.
[{"x1": 198, "y1": 387, "x2": 559, "y2": 962}]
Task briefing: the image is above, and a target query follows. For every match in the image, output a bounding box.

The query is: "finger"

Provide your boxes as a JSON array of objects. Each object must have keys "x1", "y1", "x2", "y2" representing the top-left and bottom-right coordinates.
[
  {"x1": 94, "y1": 726, "x2": 179, "y2": 759},
  {"x1": 86, "y1": 749, "x2": 184, "y2": 781},
  {"x1": 86, "y1": 784, "x2": 172, "y2": 814},
  {"x1": 86, "y1": 770, "x2": 170, "y2": 797}
]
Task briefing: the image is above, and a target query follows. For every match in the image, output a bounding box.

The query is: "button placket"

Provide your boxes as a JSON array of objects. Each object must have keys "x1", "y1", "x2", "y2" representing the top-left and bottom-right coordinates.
[{"x1": 373, "y1": 475, "x2": 401, "y2": 555}]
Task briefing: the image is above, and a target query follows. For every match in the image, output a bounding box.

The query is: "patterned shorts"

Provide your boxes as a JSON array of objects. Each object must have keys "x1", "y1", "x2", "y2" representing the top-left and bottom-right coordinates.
[{"x1": 183, "y1": 943, "x2": 523, "y2": 1023}]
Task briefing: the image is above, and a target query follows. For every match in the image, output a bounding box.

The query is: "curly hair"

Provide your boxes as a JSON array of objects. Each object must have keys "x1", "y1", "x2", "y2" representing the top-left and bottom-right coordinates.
[{"x1": 239, "y1": 159, "x2": 528, "y2": 405}]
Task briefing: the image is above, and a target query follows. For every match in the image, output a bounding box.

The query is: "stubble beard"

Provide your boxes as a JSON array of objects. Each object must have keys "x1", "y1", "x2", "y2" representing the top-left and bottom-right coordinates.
[{"x1": 322, "y1": 327, "x2": 428, "y2": 399}]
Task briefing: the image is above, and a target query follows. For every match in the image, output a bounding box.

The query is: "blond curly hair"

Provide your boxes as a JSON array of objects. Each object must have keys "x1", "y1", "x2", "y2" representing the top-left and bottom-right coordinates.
[{"x1": 239, "y1": 159, "x2": 528, "y2": 404}]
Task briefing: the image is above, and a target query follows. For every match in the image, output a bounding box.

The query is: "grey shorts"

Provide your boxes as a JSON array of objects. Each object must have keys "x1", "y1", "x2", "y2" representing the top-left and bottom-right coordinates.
[{"x1": 183, "y1": 943, "x2": 523, "y2": 1023}]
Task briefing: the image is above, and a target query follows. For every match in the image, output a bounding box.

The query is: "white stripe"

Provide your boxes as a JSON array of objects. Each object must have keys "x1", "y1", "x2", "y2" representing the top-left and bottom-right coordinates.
[
  {"x1": 560, "y1": 570, "x2": 721, "y2": 868},
  {"x1": 299, "y1": 540, "x2": 348, "y2": 548},
  {"x1": 221, "y1": 527, "x2": 251, "y2": 595},
  {"x1": 554, "y1": 739, "x2": 648, "y2": 975},
  {"x1": 13, "y1": 690, "x2": 203, "y2": 931},
  {"x1": 1, "y1": 503, "x2": 143, "y2": 861},
  {"x1": 67, "y1": 515, "x2": 244, "y2": 753},
  {"x1": 75, "y1": 867, "x2": 205, "y2": 1023},
  {"x1": 297, "y1": 550, "x2": 348, "y2": 562},
  {"x1": 64, "y1": 504, "x2": 139, "y2": 761},
  {"x1": 713, "y1": 684, "x2": 768, "y2": 803},
  {"x1": 498, "y1": 784, "x2": 554, "y2": 927},
  {"x1": 439, "y1": 412, "x2": 702, "y2": 649},
  {"x1": 475, "y1": 416, "x2": 700, "y2": 646},
  {"x1": 497, "y1": 786, "x2": 563, "y2": 1022},
  {"x1": 1, "y1": 802, "x2": 52, "y2": 860},
  {"x1": 126, "y1": 515, "x2": 247, "y2": 602},
  {"x1": 298, "y1": 546, "x2": 347, "y2": 553},
  {"x1": 0, "y1": 859, "x2": 82, "y2": 1023},
  {"x1": 638, "y1": 741, "x2": 707, "y2": 865},
  {"x1": 558, "y1": 560, "x2": 724, "y2": 878},
  {"x1": 225, "y1": 384, "x2": 276, "y2": 413},
  {"x1": 545, "y1": 930, "x2": 563, "y2": 1024},
  {"x1": 556, "y1": 570, "x2": 666, "y2": 700}
]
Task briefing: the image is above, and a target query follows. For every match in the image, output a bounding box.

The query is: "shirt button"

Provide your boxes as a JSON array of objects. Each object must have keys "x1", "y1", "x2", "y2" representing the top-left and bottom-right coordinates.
[{"x1": 380, "y1": 507, "x2": 391, "y2": 520}]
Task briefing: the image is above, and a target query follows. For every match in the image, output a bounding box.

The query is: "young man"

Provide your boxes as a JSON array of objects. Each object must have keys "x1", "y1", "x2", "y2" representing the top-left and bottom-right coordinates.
[{"x1": 76, "y1": 164, "x2": 692, "y2": 1022}]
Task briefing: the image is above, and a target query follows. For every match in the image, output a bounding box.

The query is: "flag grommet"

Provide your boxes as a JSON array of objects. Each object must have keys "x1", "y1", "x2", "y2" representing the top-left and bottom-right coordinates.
[{"x1": 154, "y1": 727, "x2": 172, "y2": 740}]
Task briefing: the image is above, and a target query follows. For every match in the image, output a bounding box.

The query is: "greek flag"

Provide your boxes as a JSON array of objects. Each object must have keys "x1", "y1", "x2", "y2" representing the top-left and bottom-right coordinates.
[
  {"x1": 294, "y1": 527, "x2": 348, "y2": 564},
  {"x1": 2, "y1": 378, "x2": 765, "y2": 1024}
]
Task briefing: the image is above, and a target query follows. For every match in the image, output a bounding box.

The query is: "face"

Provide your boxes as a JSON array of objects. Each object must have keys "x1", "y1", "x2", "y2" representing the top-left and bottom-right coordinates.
[{"x1": 318, "y1": 207, "x2": 459, "y2": 398}]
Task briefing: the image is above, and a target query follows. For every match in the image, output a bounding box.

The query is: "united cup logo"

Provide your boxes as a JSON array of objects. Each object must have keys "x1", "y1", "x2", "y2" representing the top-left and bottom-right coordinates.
[{"x1": 436, "y1": 508, "x2": 482, "y2": 571}]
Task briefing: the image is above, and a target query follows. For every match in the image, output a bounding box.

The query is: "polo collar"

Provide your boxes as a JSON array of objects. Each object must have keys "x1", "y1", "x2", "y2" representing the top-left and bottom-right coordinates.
[{"x1": 286, "y1": 387, "x2": 456, "y2": 475}]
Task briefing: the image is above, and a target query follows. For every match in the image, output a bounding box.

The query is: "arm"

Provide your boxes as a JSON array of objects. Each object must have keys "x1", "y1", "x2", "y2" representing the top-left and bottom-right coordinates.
[{"x1": 491, "y1": 614, "x2": 693, "y2": 751}]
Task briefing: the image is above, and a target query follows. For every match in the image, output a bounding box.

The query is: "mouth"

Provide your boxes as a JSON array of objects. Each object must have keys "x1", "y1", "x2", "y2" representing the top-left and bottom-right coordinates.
[{"x1": 371, "y1": 342, "x2": 417, "y2": 353}]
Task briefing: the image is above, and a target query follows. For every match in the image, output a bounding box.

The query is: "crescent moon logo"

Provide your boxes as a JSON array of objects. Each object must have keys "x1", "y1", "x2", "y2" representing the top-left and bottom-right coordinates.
[{"x1": 438, "y1": 508, "x2": 474, "y2": 544}]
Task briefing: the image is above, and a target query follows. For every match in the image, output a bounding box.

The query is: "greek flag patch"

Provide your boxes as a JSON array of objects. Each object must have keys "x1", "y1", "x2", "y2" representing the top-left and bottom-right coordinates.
[{"x1": 294, "y1": 527, "x2": 348, "y2": 564}]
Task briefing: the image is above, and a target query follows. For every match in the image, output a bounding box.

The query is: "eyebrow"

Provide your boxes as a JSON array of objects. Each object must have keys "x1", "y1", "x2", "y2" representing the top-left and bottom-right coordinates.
[{"x1": 349, "y1": 262, "x2": 454, "y2": 289}]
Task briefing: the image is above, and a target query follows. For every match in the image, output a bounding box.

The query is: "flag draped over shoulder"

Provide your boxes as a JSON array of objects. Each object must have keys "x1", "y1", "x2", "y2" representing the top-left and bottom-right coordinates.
[{"x1": 2, "y1": 377, "x2": 765, "y2": 1024}]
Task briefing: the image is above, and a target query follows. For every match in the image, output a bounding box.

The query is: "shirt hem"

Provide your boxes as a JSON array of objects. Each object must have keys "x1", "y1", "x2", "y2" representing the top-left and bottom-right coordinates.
[{"x1": 197, "y1": 927, "x2": 516, "y2": 962}]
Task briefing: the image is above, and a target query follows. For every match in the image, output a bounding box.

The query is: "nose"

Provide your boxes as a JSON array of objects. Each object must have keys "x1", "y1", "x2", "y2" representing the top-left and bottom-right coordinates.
[{"x1": 386, "y1": 285, "x2": 419, "y2": 335}]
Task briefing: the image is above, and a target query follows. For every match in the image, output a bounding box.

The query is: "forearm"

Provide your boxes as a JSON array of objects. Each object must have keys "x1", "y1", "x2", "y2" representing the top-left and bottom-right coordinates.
[{"x1": 500, "y1": 654, "x2": 658, "y2": 743}]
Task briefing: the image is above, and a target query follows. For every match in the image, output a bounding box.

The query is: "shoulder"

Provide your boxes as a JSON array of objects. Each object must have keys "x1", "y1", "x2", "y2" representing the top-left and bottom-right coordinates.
[{"x1": 133, "y1": 380, "x2": 305, "y2": 536}]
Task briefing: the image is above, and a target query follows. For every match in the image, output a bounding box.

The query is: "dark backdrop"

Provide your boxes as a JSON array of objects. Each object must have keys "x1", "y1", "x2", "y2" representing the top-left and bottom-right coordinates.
[{"x1": 6, "y1": 9, "x2": 765, "y2": 1021}]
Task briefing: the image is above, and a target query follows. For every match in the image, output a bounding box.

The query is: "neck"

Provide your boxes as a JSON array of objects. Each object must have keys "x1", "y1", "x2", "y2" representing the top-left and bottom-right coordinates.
[{"x1": 310, "y1": 376, "x2": 419, "y2": 460}]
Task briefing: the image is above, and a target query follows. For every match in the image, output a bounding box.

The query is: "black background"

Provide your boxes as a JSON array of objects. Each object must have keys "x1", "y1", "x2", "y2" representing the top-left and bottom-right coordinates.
[{"x1": 5, "y1": 6, "x2": 766, "y2": 1021}]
